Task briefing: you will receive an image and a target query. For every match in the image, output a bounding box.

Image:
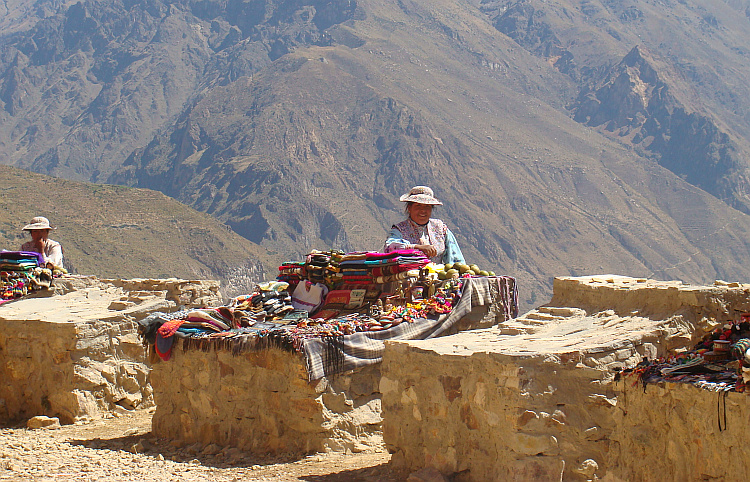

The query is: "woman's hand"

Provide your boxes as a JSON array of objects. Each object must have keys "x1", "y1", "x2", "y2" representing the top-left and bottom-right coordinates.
[
  {"x1": 34, "y1": 238, "x2": 47, "y2": 252},
  {"x1": 414, "y1": 244, "x2": 437, "y2": 258}
]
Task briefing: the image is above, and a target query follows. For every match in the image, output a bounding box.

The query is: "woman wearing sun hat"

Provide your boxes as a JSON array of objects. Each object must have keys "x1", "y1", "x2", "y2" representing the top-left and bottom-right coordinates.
[
  {"x1": 20, "y1": 216, "x2": 64, "y2": 268},
  {"x1": 383, "y1": 186, "x2": 465, "y2": 264}
]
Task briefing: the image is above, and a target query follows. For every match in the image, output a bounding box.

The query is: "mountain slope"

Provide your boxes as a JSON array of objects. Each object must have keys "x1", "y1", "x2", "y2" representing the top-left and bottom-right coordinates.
[
  {"x1": 483, "y1": 0, "x2": 750, "y2": 212},
  {"x1": 110, "y1": 0, "x2": 750, "y2": 308},
  {"x1": 0, "y1": 166, "x2": 271, "y2": 296},
  {"x1": 3, "y1": 0, "x2": 750, "y2": 310}
]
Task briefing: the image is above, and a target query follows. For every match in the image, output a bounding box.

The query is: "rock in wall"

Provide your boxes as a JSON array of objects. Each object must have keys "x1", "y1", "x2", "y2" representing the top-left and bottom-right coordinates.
[
  {"x1": 150, "y1": 343, "x2": 384, "y2": 455},
  {"x1": 0, "y1": 275, "x2": 221, "y2": 423},
  {"x1": 381, "y1": 275, "x2": 750, "y2": 481}
]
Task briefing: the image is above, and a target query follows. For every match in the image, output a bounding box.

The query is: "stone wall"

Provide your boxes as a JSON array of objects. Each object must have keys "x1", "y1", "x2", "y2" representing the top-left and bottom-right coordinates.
[
  {"x1": 0, "y1": 276, "x2": 220, "y2": 424},
  {"x1": 150, "y1": 344, "x2": 384, "y2": 455},
  {"x1": 608, "y1": 382, "x2": 749, "y2": 481},
  {"x1": 146, "y1": 285, "x2": 507, "y2": 456},
  {"x1": 381, "y1": 275, "x2": 750, "y2": 481}
]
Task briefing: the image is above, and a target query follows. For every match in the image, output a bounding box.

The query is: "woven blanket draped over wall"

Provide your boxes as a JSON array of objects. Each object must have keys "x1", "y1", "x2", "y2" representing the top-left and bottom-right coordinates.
[{"x1": 303, "y1": 276, "x2": 517, "y2": 381}]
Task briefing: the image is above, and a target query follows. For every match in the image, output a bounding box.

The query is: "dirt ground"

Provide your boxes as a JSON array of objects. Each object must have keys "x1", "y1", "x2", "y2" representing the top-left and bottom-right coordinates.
[{"x1": 0, "y1": 409, "x2": 400, "y2": 481}]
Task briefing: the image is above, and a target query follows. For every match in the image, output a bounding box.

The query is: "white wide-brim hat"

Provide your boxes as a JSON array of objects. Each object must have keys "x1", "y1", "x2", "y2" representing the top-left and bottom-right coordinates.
[
  {"x1": 22, "y1": 216, "x2": 55, "y2": 231},
  {"x1": 399, "y1": 186, "x2": 443, "y2": 205}
]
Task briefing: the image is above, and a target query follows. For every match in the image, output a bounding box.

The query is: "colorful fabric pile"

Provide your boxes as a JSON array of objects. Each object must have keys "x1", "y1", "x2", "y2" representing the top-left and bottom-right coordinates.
[
  {"x1": 231, "y1": 281, "x2": 296, "y2": 323},
  {"x1": 137, "y1": 273, "x2": 519, "y2": 380},
  {"x1": 305, "y1": 250, "x2": 337, "y2": 284},
  {"x1": 277, "y1": 261, "x2": 304, "y2": 284},
  {"x1": 139, "y1": 280, "x2": 463, "y2": 357},
  {"x1": 0, "y1": 251, "x2": 53, "y2": 304},
  {"x1": 137, "y1": 246, "x2": 519, "y2": 380},
  {"x1": 624, "y1": 316, "x2": 750, "y2": 393},
  {"x1": 338, "y1": 249, "x2": 430, "y2": 285},
  {"x1": 276, "y1": 249, "x2": 344, "y2": 287}
]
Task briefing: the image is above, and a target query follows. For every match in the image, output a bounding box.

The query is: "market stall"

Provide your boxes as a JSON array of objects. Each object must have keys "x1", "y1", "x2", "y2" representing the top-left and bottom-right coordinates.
[
  {"x1": 141, "y1": 249, "x2": 517, "y2": 454},
  {"x1": 0, "y1": 251, "x2": 56, "y2": 304},
  {"x1": 625, "y1": 312, "x2": 750, "y2": 393},
  {"x1": 139, "y1": 249, "x2": 517, "y2": 381}
]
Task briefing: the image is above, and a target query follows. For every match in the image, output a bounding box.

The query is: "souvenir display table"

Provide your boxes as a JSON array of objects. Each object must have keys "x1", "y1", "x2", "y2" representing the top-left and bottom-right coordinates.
[
  {"x1": 0, "y1": 251, "x2": 57, "y2": 305},
  {"x1": 142, "y1": 249, "x2": 518, "y2": 454},
  {"x1": 141, "y1": 249, "x2": 517, "y2": 381}
]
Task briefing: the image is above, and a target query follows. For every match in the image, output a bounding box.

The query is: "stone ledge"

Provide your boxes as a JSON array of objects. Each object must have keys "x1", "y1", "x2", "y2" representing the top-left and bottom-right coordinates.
[
  {"x1": 381, "y1": 275, "x2": 750, "y2": 480},
  {"x1": 0, "y1": 276, "x2": 221, "y2": 424}
]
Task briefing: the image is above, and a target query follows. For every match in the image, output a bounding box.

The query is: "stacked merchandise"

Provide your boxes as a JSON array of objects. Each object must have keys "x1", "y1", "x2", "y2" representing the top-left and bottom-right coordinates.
[
  {"x1": 138, "y1": 247, "x2": 518, "y2": 378},
  {"x1": 139, "y1": 277, "x2": 466, "y2": 359},
  {"x1": 277, "y1": 250, "x2": 344, "y2": 287},
  {"x1": 277, "y1": 261, "x2": 304, "y2": 285},
  {"x1": 338, "y1": 249, "x2": 430, "y2": 286},
  {"x1": 231, "y1": 281, "x2": 296, "y2": 323},
  {"x1": 625, "y1": 314, "x2": 750, "y2": 393},
  {"x1": 305, "y1": 251, "x2": 332, "y2": 284},
  {"x1": 292, "y1": 280, "x2": 462, "y2": 336},
  {"x1": 143, "y1": 281, "x2": 300, "y2": 360},
  {"x1": 0, "y1": 251, "x2": 51, "y2": 304}
]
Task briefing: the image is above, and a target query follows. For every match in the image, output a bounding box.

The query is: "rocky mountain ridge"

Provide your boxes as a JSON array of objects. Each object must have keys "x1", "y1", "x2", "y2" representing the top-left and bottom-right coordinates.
[
  {"x1": 3, "y1": 0, "x2": 750, "y2": 309},
  {"x1": 0, "y1": 166, "x2": 270, "y2": 298}
]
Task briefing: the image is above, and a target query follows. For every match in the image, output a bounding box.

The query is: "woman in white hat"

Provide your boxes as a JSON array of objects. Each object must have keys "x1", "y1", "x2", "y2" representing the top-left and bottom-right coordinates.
[
  {"x1": 20, "y1": 216, "x2": 64, "y2": 268},
  {"x1": 383, "y1": 186, "x2": 465, "y2": 264}
]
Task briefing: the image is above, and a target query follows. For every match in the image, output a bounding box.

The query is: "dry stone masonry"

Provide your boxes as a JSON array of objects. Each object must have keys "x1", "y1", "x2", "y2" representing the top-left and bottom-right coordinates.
[
  {"x1": 381, "y1": 275, "x2": 750, "y2": 481},
  {"x1": 151, "y1": 346, "x2": 384, "y2": 455},
  {"x1": 0, "y1": 276, "x2": 220, "y2": 424},
  {"x1": 6, "y1": 272, "x2": 749, "y2": 482},
  {"x1": 146, "y1": 282, "x2": 508, "y2": 456}
]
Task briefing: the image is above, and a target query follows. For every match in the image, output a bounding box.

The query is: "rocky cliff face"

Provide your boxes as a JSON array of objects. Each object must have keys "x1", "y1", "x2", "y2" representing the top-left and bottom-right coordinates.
[
  {"x1": 0, "y1": 0, "x2": 360, "y2": 182},
  {"x1": 109, "y1": 57, "x2": 471, "y2": 260},
  {"x1": 572, "y1": 45, "x2": 750, "y2": 214},
  {"x1": 3, "y1": 0, "x2": 750, "y2": 310}
]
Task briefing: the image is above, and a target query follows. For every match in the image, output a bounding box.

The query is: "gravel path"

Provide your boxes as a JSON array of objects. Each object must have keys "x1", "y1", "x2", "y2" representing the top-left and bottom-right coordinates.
[{"x1": 0, "y1": 409, "x2": 397, "y2": 481}]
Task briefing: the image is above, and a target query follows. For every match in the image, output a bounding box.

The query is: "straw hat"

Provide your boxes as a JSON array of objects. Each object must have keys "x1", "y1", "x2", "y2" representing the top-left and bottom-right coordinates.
[
  {"x1": 399, "y1": 186, "x2": 443, "y2": 205},
  {"x1": 22, "y1": 216, "x2": 55, "y2": 231}
]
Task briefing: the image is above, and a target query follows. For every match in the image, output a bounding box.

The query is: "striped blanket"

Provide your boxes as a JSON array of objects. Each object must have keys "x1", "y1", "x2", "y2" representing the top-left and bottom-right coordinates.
[{"x1": 303, "y1": 276, "x2": 517, "y2": 381}]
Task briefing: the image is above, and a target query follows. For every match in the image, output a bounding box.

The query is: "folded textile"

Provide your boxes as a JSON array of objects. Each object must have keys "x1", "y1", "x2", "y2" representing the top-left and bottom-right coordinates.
[
  {"x1": 338, "y1": 252, "x2": 368, "y2": 261},
  {"x1": 371, "y1": 264, "x2": 425, "y2": 276},
  {"x1": 155, "y1": 333, "x2": 175, "y2": 361},
  {"x1": 157, "y1": 318, "x2": 188, "y2": 337},
  {"x1": 186, "y1": 309, "x2": 232, "y2": 330},
  {"x1": 362, "y1": 257, "x2": 429, "y2": 266},
  {"x1": 374, "y1": 270, "x2": 419, "y2": 284},
  {"x1": 0, "y1": 251, "x2": 44, "y2": 266},
  {"x1": 362, "y1": 249, "x2": 425, "y2": 259},
  {"x1": 180, "y1": 321, "x2": 225, "y2": 332}
]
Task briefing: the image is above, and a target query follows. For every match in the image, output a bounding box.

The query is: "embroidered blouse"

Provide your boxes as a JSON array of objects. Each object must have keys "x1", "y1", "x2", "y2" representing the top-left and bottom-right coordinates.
[{"x1": 383, "y1": 218, "x2": 465, "y2": 264}]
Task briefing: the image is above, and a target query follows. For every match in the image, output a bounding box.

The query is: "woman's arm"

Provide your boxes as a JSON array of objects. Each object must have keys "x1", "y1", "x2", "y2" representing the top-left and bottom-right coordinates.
[
  {"x1": 442, "y1": 229, "x2": 466, "y2": 264},
  {"x1": 46, "y1": 242, "x2": 63, "y2": 268},
  {"x1": 384, "y1": 227, "x2": 437, "y2": 257},
  {"x1": 383, "y1": 227, "x2": 411, "y2": 253}
]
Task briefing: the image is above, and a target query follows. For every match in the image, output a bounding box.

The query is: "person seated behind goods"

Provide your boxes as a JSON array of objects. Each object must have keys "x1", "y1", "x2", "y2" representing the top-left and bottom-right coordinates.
[
  {"x1": 383, "y1": 186, "x2": 466, "y2": 264},
  {"x1": 20, "y1": 216, "x2": 64, "y2": 269}
]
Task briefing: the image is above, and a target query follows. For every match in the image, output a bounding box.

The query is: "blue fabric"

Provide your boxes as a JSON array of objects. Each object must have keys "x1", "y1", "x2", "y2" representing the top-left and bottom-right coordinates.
[
  {"x1": 384, "y1": 226, "x2": 466, "y2": 264},
  {"x1": 443, "y1": 229, "x2": 466, "y2": 264}
]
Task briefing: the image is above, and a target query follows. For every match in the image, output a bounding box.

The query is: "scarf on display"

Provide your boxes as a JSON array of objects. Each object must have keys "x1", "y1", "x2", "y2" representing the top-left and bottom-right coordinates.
[{"x1": 392, "y1": 218, "x2": 448, "y2": 263}]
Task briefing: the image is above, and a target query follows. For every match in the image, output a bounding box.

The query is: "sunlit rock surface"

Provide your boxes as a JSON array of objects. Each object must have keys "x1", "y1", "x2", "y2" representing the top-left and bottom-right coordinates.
[
  {"x1": 0, "y1": 276, "x2": 220, "y2": 423},
  {"x1": 382, "y1": 275, "x2": 750, "y2": 481}
]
